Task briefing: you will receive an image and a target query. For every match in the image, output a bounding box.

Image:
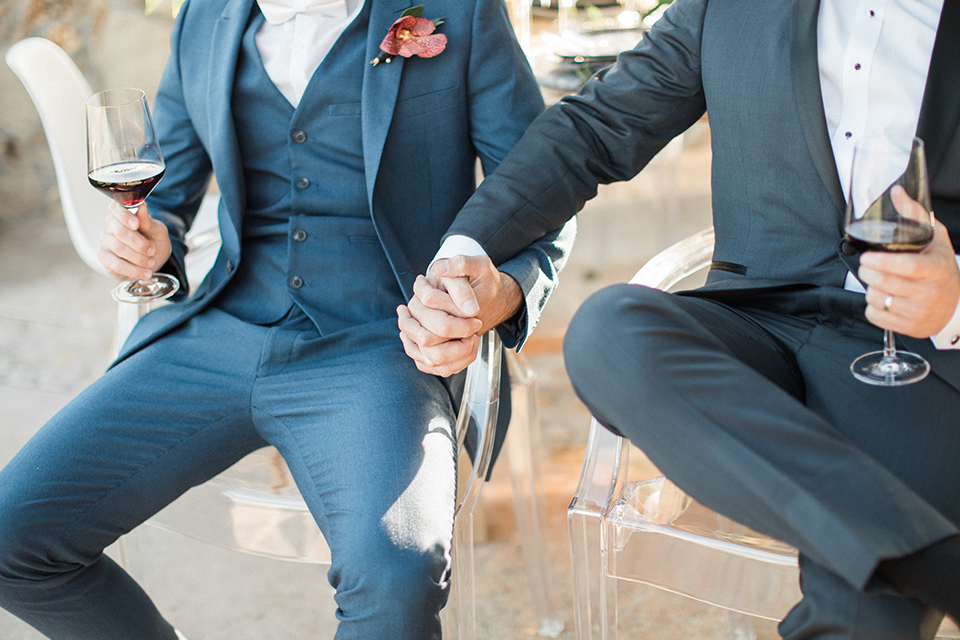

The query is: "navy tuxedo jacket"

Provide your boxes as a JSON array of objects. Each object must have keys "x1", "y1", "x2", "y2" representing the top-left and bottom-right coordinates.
[
  {"x1": 446, "y1": 0, "x2": 960, "y2": 386},
  {"x1": 116, "y1": 0, "x2": 574, "y2": 363}
]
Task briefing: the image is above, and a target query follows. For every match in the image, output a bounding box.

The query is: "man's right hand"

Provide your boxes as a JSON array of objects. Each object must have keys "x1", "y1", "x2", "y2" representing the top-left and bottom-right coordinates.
[{"x1": 98, "y1": 201, "x2": 172, "y2": 282}]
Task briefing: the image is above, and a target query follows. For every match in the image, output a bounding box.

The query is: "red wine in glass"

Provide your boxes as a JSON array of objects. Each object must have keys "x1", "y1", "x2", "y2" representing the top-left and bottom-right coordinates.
[
  {"x1": 844, "y1": 218, "x2": 933, "y2": 253},
  {"x1": 88, "y1": 161, "x2": 165, "y2": 210},
  {"x1": 86, "y1": 88, "x2": 179, "y2": 303}
]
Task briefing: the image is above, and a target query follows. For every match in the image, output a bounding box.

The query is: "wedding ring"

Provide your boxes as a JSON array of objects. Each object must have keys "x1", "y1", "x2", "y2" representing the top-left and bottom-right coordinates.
[{"x1": 883, "y1": 295, "x2": 894, "y2": 312}]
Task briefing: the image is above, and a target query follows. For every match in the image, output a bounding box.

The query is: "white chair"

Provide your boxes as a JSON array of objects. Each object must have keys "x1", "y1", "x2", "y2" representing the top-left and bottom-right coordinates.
[
  {"x1": 566, "y1": 226, "x2": 960, "y2": 639},
  {"x1": 4, "y1": 36, "x2": 222, "y2": 350},
  {"x1": 7, "y1": 36, "x2": 564, "y2": 639}
]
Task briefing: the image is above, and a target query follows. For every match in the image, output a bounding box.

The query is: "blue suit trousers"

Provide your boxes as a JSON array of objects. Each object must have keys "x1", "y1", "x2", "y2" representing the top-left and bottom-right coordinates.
[{"x1": 0, "y1": 306, "x2": 456, "y2": 639}]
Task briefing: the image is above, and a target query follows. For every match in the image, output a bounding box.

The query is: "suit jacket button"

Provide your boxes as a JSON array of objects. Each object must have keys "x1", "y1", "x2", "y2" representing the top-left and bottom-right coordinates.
[
  {"x1": 296, "y1": 177, "x2": 310, "y2": 189},
  {"x1": 293, "y1": 229, "x2": 307, "y2": 242},
  {"x1": 226, "y1": 260, "x2": 235, "y2": 274},
  {"x1": 289, "y1": 275, "x2": 304, "y2": 289},
  {"x1": 292, "y1": 130, "x2": 307, "y2": 144}
]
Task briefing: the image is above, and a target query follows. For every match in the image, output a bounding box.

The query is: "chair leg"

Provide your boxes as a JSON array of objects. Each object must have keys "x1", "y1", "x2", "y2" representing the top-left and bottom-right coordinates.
[
  {"x1": 569, "y1": 503, "x2": 603, "y2": 639},
  {"x1": 444, "y1": 511, "x2": 478, "y2": 640},
  {"x1": 506, "y1": 353, "x2": 565, "y2": 637},
  {"x1": 599, "y1": 522, "x2": 619, "y2": 640},
  {"x1": 445, "y1": 332, "x2": 502, "y2": 640}
]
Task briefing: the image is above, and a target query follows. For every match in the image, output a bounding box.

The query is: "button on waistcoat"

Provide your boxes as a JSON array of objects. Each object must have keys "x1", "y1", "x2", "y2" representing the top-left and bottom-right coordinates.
[{"x1": 214, "y1": 1, "x2": 404, "y2": 332}]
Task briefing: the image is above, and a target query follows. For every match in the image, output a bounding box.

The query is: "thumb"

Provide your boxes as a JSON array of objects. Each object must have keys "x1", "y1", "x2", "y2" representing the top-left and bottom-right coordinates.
[
  {"x1": 442, "y1": 276, "x2": 480, "y2": 317},
  {"x1": 135, "y1": 202, "x2": 153, "y2": 228},
  {"x1": 137, "y1": 204, "x2": 164, "y2": 239},
  {"x1": 433, "y1": 254, "x2": 489, "y2": 280}
]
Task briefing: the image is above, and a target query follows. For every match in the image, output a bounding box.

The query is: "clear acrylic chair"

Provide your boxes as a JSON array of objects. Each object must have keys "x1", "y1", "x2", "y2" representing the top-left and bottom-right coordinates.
[
  {"x1": 8, "y1": 35, "x2": 563, "y2": 640},
  {"x1": 566, "y1": 226, "x2": 960, "y2": 639}
]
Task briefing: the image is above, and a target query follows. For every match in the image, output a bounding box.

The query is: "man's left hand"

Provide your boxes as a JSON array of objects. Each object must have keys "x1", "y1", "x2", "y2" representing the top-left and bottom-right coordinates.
[{"x1": 859, "y1": 215, "x2": 960, "y2": 339}]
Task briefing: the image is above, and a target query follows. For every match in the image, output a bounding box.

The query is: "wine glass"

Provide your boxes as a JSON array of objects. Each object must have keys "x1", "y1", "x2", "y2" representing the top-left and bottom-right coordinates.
[
  {"x1": 843, "y1": 135, "x2": 933, "y2": 386},
  {"x1": 86, "y1": 88, "x2": 179, "y2": 303}
]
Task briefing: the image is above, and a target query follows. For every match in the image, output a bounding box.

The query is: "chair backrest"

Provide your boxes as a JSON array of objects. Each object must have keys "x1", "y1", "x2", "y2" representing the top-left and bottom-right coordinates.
[{"x1": 5, "y1": 37, "x2": 109, "y2": 276}]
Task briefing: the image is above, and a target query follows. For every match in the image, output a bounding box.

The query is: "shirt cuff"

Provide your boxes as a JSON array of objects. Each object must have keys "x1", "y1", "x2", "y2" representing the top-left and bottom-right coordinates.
[
  {"x1": 931, "y1": 255, "x2": 960, "y2": 350},
  {"x1": 429, "y1": 235, "x2": 488, "y2": 271}
]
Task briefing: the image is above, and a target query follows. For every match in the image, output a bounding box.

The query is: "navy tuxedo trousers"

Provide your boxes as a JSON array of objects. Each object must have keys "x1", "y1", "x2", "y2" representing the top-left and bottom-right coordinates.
[
  {"x1": 564, "y1": 283, "x2": 960, "y2": 640},
  {"x1": 0, "y1": 306, "x2": 456, "y2": 639}
]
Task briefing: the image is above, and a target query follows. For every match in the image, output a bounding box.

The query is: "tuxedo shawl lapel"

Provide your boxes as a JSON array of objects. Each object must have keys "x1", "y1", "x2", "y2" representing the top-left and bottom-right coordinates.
[
  {"x1": 206, "y1": 0, "x2": 255, "y2": 254},
  {"x1": 361, "y1": 0, "x2": 413, "y2": 209},
  {"x1": 790, "y1": 0, "x2": 845, "y2": 218},
  {"x1": 916, "y1": 0, "x2": 960, "y2": 177}
]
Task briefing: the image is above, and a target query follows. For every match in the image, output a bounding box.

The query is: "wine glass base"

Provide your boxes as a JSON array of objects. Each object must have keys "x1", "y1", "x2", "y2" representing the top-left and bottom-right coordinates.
[
  {"x1": 112, "y1": 274, "x2": 180, "y2": 304},
  {"x1": 850, "y1": 350, "x2": 930, "y2": 386}
]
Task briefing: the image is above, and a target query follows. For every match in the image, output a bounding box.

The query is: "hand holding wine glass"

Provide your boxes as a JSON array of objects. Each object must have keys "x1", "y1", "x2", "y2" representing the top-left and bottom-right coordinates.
[
  {"x1": 844, "y1": 135, "x2": 934, "y2": 386},
  {"x1": 86, "y1": 88, "x2": 179, "y2": 303},
  {"x1": 99, "y1": 200, "x2": 173, "y2": 283}
]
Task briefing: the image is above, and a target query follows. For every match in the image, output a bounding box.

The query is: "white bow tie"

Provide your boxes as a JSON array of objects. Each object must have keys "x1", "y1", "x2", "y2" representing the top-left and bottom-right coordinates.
[{"x1": 257, "y1": 0, "x2": 348, "y2": 24}]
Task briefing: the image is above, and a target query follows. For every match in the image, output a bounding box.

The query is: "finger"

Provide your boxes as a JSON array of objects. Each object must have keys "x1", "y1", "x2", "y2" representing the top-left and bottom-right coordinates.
[
  {"x1": 398, "y1": 305, "x2": 446, "y2": 349},
  {"x1": 858, "y1": 265, "x2": 918, "y2": 299},
  {"x1": 863, "y1": 303, "x2": 916, "y2": 336},
  {"x1": 110, "y1": 201, "x2": 142, "y2": 231},
  {"x1": 106, "y1": 204, "x2": 157, "y2": 255},
  {"x1": 399, "y1": 325, "x2": 480, "y2": 377},
  {"x1": 97, "y1": 242, "x2": 153, "y2": 281},
  {"x1": 890, "y1": 185, "x2": 931, "y2": 226},
  {"x1": 136, "y1": 205, "x2": 169, "y2": 247},
  {"x1": 418, "y1": 335, "x2": 482, "y2": 377},
  {"x1": 432, "y1": 254, "x2": 493, "y2": 279},
  {"x1": 406, "y1": 297, "x2": 482, "y2": 342},
  {"x1": 398, "y1": 328, "x2": 431, "y2": 368},
  {"x1": 864, "y1": 287, "x2": 900, "y2": 315},
  {"x1": 103, "y1": 216, "x2": 158, "y2": 269},
  {"x1": 430, "y1": 255, "x2": 493, "y2": 316},
  {"x1": 413, "y1": 275, "x2": 461, "y2": 315},
  {"x1": 859, "y1": 251, "x2": 931, "y2": 282},
  {"x1": 439, "y1": 276, "x2": 479, "y2": 317}
]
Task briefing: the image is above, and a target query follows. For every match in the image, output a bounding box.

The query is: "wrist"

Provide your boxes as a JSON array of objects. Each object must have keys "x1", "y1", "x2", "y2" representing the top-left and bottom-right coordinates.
[{"x1": 488, "y1": 272, "x2": 524, "y2": 329}]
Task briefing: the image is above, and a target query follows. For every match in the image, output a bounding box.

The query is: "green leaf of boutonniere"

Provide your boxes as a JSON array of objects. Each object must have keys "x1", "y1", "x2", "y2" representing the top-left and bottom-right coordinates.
[{"x1": 401, "y1": 5, "x2": 425, "y2": 19}]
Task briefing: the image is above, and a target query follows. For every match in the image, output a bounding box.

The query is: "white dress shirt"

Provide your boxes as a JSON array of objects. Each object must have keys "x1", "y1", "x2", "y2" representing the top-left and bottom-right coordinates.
[
  {"x1": 819, "y1": 0, "x2": 959, "y2": 348},
  {"x1": 255, "y1": 0, "x2": 364, "y2": 107}
]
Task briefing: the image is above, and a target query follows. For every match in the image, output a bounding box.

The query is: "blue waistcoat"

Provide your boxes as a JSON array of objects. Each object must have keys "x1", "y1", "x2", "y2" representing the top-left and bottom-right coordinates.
[{"x1": 214, "y1": 2, "x2": 404, "y2": 333}]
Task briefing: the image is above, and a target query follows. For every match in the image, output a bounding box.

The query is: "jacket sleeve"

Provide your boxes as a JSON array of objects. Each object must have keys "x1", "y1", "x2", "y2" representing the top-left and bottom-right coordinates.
[
  {"x1": 449, "y1": 0, "x2": 709, "y2": 278},
  {"x1": 462, "y1": 0, "x2": 576, "y2": 349},
  {"x1": 145, "y1": 0, "x2": 215, "y2": 299}
]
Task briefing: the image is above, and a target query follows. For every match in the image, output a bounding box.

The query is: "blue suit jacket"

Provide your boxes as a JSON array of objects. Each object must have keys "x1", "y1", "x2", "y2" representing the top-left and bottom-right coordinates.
[{"x1": 116, "y1": 0, "x2": 574, "y2": 364}]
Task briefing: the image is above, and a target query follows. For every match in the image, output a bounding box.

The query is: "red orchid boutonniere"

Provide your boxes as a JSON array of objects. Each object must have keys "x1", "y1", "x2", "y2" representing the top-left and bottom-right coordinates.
[{"x1": 370, "y1": 5, "x2": 447, "y2": 66}]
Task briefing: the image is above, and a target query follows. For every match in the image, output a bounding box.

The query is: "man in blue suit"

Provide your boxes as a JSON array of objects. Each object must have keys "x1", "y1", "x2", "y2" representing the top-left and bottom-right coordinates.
[
  {"x1": 0, "y1": 0, "x2": 573, "y2": 638},
  {"x1": 401, "y1": 0, "x2": 960, "y2": 637}
]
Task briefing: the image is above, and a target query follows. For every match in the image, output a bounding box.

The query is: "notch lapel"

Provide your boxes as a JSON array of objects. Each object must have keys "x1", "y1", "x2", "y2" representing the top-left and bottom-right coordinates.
[
  {"x1": 361, "y1": 0, "x2": 413, "y2": 209},
  {"x1": 916, "y1": 0, "x2": 960, "y2": 178},
  {"x1": 790, "y1": 0, "x2": 845, "y2": 217},
  {"x1": 206, "y1": 0, "x2": 255, "y2": 253}
]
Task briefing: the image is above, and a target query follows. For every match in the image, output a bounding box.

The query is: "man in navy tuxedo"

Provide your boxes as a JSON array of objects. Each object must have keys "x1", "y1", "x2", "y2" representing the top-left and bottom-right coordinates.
[
  {"x1": 401, "y1": 0, "x2": 960, "y2": 637},
  {"x1": 0, "y1": 0, "x2": 573, "y2": 638}
]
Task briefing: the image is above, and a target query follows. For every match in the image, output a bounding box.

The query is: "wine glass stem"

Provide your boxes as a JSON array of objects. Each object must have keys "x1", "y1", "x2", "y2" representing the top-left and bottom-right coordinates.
[{"x1": 883, "y1": 329, "x2": 897, "y2": 358}]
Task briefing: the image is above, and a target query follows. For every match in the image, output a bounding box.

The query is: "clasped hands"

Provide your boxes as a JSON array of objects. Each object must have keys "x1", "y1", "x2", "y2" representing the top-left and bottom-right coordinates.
[
  {"x1": 398, "y1": 255, "x2": 523, "y2": 377},
  {"x1": 859, "y1": 186, "x2": 960, "y2": 339}
]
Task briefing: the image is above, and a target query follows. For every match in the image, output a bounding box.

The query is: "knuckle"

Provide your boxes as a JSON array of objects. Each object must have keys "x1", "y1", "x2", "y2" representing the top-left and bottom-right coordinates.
[{"x1": 421, "y1": 289, "x2": 445, "y2": 308}]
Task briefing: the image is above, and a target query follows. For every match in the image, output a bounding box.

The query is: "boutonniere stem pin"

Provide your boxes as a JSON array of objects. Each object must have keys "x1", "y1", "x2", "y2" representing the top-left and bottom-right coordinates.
[{"x1": 371, "y1": 4, "x2": 447, "y2": 66}]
